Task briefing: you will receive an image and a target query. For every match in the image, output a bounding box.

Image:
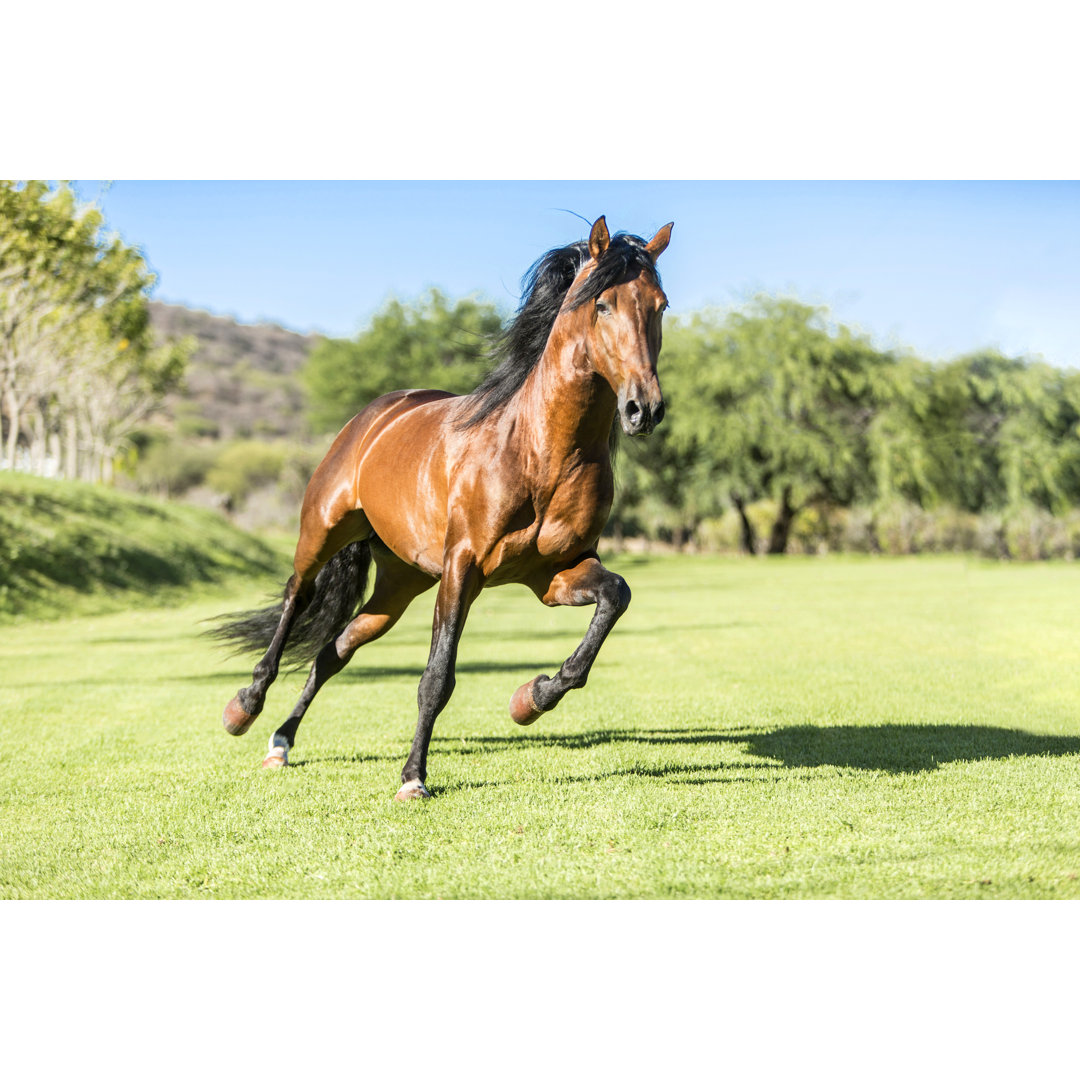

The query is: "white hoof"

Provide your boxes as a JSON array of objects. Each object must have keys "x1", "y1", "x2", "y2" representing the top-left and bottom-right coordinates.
[
  {"x1": 394, "y1": 779, "x2": 431, "y2": 801},
  {"x1": 261, "y1": 732, "x2": 290, "y2": 769}
]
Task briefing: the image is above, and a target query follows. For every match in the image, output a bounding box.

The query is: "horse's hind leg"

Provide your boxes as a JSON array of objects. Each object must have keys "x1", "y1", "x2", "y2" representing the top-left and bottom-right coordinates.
[
  {"x1": 222, "y1": 510, "x2": 369, "y2": 737},
  {"x1": 509, "y1": 555, "x2": 631, "y2": 725},
  {"x1": 262, "y1": 546, "x2": 435, "y2": 767},
  {"x1": 222, "y1": 572, "x2": 312, "y2": 736}
]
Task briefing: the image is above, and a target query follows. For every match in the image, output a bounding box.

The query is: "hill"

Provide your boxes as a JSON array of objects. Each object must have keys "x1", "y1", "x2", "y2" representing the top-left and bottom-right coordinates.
[
  {"x1": 0, "y1": 470, "x2": 286, "y2": 622},
  {"x1": 148, "y1": 302, "x2": 320, "y2": 442}
]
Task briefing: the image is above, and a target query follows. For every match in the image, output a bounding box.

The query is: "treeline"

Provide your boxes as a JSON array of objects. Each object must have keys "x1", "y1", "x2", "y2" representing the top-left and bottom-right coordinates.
[
  {"x1": 300, "y1": 291, "x2": 1080, "y2": 557},
  {"x1": 616, "y1": 297, "x2": 1080, "y2": 555},
  {"x1": 0, "y1": 182, "x2": 190, "y2": 483}
]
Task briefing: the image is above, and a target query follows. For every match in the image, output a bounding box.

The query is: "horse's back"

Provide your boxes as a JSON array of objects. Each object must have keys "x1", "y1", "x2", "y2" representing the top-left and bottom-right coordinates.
[
  {"x1": 308, "y1": 387, "x2": 452, "y2": 482},
  {"x1": 353, "y1": 388, "x2": 458, "y2": 449}
]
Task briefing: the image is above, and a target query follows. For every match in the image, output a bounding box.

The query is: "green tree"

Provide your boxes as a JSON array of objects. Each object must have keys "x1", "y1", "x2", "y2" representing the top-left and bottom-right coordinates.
[
  {"x1": 662, "y1": 297, "x2": 898, "y2": 553},
  {"x1": 878, "y1": 351, "x2": 1080, "y2": 515},
  {"x1": 990, "y1": 354, "x2": 1080, "y2": 514},
  {"x1": 609, "y1": 425, "x2": 725, "y2": 548},
  {"x1": 0, "y1": 180, "x2": 188, "y2": 479},
  {"x1": 67, "y1": 304, "x2": 191, "y2": 482},
  {"x1": 302, "y1": 289, "x2": 504, "y2": 433}
]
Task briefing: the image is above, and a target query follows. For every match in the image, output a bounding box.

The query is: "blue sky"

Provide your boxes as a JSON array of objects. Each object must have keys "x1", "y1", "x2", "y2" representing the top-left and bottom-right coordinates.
[{"x1": 77, "y1": 180, "x2": 1080, "y2": 368}]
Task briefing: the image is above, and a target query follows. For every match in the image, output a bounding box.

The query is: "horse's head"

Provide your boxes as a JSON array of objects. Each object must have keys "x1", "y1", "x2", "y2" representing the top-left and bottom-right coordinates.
[{"x1": 575, "y1": 216, "x2": 672, "y2": 437}]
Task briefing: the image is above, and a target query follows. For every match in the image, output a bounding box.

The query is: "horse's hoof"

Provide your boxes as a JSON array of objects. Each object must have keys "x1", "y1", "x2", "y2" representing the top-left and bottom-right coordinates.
[
  {"x1": 509, "y1": 677, "x2": 545, "y2": 725},
  {"x1": 222, "y1": 694, "x2": 257, "y2": 736},
  {"x1": 394, "y1": 779, "x2": 431, "y2": 801},
  {"x1": 261, "y1": 733, "x2": 290, "y2": 768}
]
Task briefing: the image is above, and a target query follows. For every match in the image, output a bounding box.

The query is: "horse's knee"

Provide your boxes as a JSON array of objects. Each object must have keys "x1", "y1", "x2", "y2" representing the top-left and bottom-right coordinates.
[{"x1": 418, "y1": 663, "x2": 455, "y2": 715}]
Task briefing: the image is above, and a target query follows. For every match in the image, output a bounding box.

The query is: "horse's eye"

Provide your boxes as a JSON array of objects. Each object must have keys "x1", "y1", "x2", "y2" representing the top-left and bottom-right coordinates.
[{"x1": 596, "y1": 299, "x2": 611, "y2": 316}]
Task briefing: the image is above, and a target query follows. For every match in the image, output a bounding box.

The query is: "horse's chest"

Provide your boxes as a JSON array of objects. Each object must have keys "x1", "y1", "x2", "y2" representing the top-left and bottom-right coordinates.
[
  {"x1": 533, "y1": 464, "x2": 612, "y2": 557},
  {"x1": 470, "y1": 460, "x2": 612, "y2": 581}
]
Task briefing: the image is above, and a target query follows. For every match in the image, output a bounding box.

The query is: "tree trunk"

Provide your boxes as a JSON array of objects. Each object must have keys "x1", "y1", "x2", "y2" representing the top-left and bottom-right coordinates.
[
  {"x1": 64, "y1": 412, "x2": 79, "y2": 480},
  {"x1": 731, "y1": 493, "x2": 758, "y2": 555},
  {"x1": 48, "y1": 430, "x2": 61, "y2": 477},
  {"x1": 28, "y1": 405, "x2": 44, "y2": 474},
  {"x1": 767, "y1": 486, "x2": 798, "y2": 555},
  {"x1": 2, "y1": 384, "x2": 21, "y2": 469}
]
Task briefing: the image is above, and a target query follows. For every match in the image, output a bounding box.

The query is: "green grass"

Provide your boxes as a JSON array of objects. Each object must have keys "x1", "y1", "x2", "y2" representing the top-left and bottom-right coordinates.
[
  {"x1": 2, "y1": 554, "x2": 1079, "y2": 898},
  {"x1": 0, "y1": 470, "x2": 285, "y2": 622}
]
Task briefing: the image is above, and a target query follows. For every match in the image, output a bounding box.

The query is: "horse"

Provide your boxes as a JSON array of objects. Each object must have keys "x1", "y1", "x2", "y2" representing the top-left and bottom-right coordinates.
[{"x1": 213, "y1": 215, "x2": 672, "y2": 800}]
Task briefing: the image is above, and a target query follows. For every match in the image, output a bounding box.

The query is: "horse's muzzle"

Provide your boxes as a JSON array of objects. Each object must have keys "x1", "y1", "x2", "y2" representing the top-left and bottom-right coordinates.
[{"x1": 620, "y1": 393, "x2": 665, "y2": 437}]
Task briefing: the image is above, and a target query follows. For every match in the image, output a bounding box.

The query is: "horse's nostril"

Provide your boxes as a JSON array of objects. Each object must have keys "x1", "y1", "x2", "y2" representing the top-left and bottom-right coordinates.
[
  {"x1": 626, "y1": 401, "x2": 641, "y2": 421},
  {"x1": 653, "y1": 400, "x2": 665, "y2": 426}
]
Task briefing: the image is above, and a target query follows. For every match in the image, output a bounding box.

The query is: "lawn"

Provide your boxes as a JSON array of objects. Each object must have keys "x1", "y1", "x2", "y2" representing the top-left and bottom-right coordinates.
[{"x1": 1, "y1": 554, "x2": 1078, "y2": 898}]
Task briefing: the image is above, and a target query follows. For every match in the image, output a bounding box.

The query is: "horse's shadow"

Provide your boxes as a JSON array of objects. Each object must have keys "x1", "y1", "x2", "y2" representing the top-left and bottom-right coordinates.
[
  {"x1": 432, "y1": 723, "x2": 1080, "y2": 775},
  {"x1": 737, "y1": 723, "x2": 1080, "y2": 773}
]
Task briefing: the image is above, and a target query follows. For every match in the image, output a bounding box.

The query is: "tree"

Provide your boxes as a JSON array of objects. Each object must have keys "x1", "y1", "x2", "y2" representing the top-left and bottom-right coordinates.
[
  {"x1": 0, "y1": 180, "x2": 188, "y2": 479},
  {"x1": 988, "y1": 354, "x2": 1080, "y2": 514},
  {"x1": 66, "y1": 306, "x2": 191, "y2": 482},
  {"x1": 662, "y1": 297, "x2": 898, "y2": 553},
  {"x1": 874, "y1": 351, "x2": 1080, "y2": 515},
  {"x1": 302, "y1": 289, "x2": 504, "y2": 433}
]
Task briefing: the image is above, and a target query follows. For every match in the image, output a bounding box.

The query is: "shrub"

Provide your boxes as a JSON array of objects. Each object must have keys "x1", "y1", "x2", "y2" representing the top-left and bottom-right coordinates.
[
  {"x1": 135, "y1": 436, "x2": 217, "y2": 498},
  {"x1": 206, "y1": 441, "x2": 287, "y2": 506}
]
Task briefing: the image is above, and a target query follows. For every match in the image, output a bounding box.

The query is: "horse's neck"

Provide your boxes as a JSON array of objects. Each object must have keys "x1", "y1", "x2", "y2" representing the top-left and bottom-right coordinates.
[{"x1": 517, "y1": 326, "x2": 616, "y2": 465}]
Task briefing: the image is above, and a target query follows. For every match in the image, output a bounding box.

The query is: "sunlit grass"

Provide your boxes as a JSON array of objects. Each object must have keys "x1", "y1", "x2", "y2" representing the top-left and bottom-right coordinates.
[{"x1": 1, "y1": 555, "x2": 1078, "y2": 898}]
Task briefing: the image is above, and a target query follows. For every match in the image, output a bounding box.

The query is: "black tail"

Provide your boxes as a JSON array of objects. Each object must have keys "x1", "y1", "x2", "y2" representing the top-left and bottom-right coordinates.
[{"x1": 207, "y1": 540, "x2": 372, "y2": 667}]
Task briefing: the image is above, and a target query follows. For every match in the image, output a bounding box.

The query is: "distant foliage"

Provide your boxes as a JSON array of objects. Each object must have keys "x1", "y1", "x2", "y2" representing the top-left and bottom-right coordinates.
[
  {"x1": 149, "y1": 286, "x2": 1080, "y2": 558},
  {"x1": 610, "y1": 297, "x2": 900, "y2": 553},
  {"x1": 303, "y1": 289, "x2": 504, "y2": 433},
  {"x1": 608, "y1": 296, "x2": 1080, "y2": 555},
  {"x1": 206, "y1": 441, "x2": 287, "y2": 505}
]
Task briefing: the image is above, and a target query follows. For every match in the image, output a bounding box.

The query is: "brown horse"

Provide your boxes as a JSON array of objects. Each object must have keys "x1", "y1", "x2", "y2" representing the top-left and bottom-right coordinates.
[{"x1": 214, "y1": 216, "x2": 672, "y2": 799}]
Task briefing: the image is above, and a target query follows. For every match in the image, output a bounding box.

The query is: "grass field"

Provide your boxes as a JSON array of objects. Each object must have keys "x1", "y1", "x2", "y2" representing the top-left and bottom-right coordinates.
[{"x1": 2, "y1": 554, "x2": 1079, "y2": 899}]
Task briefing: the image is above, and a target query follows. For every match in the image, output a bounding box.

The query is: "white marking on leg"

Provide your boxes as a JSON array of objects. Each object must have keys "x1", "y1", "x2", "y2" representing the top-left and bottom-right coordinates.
[
  {"x1": 394, "y1": 778, "x2": 430, "y2": 800},
  {"x1": 261, "y1": 732, "x2": 289, "y2": 768}
]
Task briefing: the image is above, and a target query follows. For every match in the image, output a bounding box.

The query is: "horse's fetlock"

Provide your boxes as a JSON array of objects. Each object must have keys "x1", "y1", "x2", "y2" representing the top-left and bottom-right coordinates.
[
  {"x1": 558, "y1": 663, "x2": 588, "y2": 691},
  {"x1": 237, "y1": 686, "x2": 262, "y2": 714}
]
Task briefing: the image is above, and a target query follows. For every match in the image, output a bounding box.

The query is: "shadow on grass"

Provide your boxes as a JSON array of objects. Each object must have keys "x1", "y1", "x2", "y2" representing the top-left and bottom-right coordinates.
[
  {"x1": 739, "y1": 724, "x2": 1080, "y2": 773},
  {"x1": 432, "y1": 723, "x2": 1080, "y2": 775},
  {"x1": 285, "y1": 752, "x2": 399, "y2": 767},
  {"x1": 246, "y1": 721, "x2": 1080, "y2": 790}
]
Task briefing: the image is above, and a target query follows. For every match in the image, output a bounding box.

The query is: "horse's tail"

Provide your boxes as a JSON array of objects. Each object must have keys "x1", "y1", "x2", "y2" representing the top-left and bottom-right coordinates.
[{"x1": 207, "y1": 539, "x2": 372, "y2": 667}]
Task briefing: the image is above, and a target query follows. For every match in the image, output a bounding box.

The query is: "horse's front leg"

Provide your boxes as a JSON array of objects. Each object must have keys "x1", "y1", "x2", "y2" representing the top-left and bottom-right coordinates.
[
  {"x1": 510, "y1": 555, "x2": 631, "y2": 725},
  {"x1": 395, "y1": 549, "x2": 482, "y2": 801}
]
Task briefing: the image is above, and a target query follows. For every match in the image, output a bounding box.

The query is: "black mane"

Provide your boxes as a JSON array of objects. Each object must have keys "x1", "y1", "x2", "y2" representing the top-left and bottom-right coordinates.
[{"x1": 458, "y1": 231, "x2": 662, "y2": 428}]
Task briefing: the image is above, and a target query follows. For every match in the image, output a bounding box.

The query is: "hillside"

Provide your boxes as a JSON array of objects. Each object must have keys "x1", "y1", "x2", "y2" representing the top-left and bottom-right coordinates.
[
  {"x1": 0, "y1": 470, "x2": 286, "y2": 622},
  {"x1": 148, "y1": 302, "x2": 320, "y2": 442}
]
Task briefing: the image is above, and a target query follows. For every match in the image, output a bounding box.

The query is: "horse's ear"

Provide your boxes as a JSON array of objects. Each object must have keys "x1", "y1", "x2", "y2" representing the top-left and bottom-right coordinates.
[
  {"x1": 588, "y1": 216, "x2": 610, "y2": 260},
  {"x1": 646, "y1": 222, "x2": 673, "y2": 261}
]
